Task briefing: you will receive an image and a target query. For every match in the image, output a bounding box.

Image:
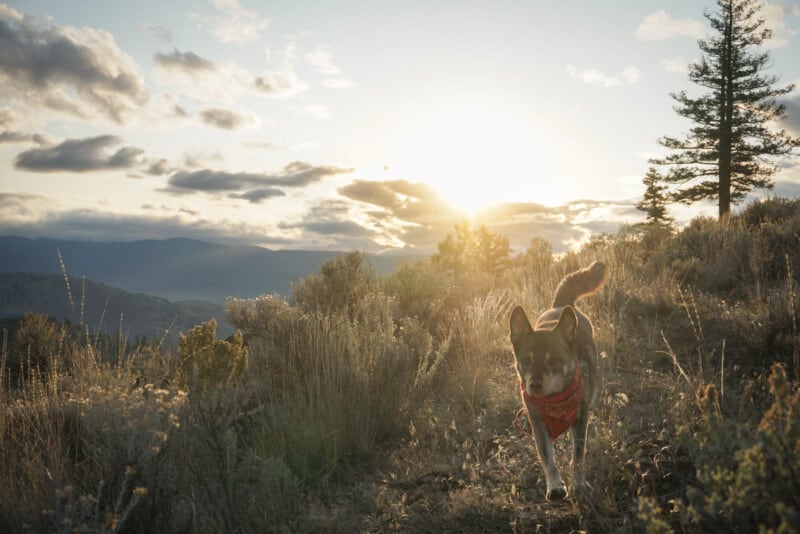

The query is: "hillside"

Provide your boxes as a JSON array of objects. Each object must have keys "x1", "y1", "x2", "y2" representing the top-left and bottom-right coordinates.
[
  {"x1": 0, "y1": 272, "x2": 232, "y2": 346},
  {"x1": 0, "y1": 236, "x2": 421, "y2": 304},
  {"x1": 1, "y1": 198, "x2": 799, "y2": 533}
]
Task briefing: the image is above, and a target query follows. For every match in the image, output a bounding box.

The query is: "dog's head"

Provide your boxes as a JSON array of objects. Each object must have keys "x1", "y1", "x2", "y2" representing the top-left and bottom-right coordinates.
[{"x1": 510, "y1": 305, "x2": 577, "y2": 397}]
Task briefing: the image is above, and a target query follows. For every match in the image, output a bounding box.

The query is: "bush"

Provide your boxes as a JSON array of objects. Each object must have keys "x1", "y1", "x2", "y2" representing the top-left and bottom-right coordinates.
[
  {"x1": 291, "y1": 251, "x2": 379, "y2": 320},
  {"x1": 176, "y1": 319, "x2": 247, "y2": 393},
  {"x1": 227, "y1": 292, "x2": 449, "y2": 487},
  {"x1": 382, "y1": 261, "x2": 451, "y2": 332},
  {"x1": 644, "y1": 365, "x2": 800, "y2": 532},
  {"x1": 8, "y1": 313, "x2": 71, "y2": 382},
  {"x1": 738, "y1": 196, "x2": 800, "y2": 227}
]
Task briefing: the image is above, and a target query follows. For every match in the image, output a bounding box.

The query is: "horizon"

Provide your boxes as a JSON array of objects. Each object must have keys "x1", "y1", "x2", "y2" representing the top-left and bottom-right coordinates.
[{"x1": 1, "y1": 1, "x2": 800, "y2": 254}]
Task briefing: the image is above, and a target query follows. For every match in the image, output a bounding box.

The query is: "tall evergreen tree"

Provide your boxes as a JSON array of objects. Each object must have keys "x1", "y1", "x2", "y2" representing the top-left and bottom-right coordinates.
[
  {"x1": 636, "y1": 167, "x2": 674, "y2": 228},
  {"x1": 651, "y1": 0, "x2": 798, "y2": 219}
]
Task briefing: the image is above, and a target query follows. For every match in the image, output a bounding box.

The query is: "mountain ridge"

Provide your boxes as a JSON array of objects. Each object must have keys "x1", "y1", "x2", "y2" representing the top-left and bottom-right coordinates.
[
  {"x1": 0, "y1": 235, "x2": 421, "y2": 304},
  {"x1": 0, "y1": 272, "x2": 233, "y2": 347}
]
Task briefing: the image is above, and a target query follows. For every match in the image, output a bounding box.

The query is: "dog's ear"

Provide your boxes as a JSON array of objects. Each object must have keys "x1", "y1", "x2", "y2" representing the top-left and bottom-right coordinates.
[
  {"x1": 510, "y1": 306, "x2": 533, "y2": 345},
  {"x1": 555, "y1": 306, "x2": 577, "y2": 345}
]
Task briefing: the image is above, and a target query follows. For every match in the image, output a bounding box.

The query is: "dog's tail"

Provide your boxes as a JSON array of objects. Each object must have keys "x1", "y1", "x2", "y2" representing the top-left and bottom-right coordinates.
[{"x1": 552, "y1": 261, "x2": 607, "y2": 308}]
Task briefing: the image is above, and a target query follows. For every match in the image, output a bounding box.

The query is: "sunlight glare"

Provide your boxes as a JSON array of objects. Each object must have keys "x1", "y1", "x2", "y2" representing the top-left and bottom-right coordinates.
[{"x1": 394, "y1": 104, "x2": 564, "y2": 215}]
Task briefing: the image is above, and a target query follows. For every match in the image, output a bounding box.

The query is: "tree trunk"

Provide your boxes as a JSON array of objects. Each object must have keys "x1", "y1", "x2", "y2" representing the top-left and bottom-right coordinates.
[
  {"x1": 718, "y1": 0, "x2": 735, "y2": 220},
  {"x1": 719, "y1": 139, "x2": 732, "y2": 218}
]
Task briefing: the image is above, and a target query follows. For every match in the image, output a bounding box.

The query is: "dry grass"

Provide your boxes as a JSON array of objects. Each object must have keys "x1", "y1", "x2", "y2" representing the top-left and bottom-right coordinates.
[{"x1": 1, "y1": 198, "x2": 799, "y2": 532}]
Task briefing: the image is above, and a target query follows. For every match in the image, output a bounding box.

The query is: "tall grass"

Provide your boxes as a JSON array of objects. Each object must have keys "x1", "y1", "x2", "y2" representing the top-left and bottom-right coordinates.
[
  {"x1": 227, "y1": 292, "x2": 448, "y2": 487},
  {"x1": 1, "y1": 197, "x2": 798, "y2": 532}
]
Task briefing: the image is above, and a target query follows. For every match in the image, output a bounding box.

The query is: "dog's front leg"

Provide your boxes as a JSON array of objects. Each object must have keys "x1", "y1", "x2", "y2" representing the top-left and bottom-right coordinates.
[
  {"x1": 570, "y1": 406, "x2": 590, "y2": 489},
  {"x1": 529, "y1": 413, "x2": 566, "y2": 501}
]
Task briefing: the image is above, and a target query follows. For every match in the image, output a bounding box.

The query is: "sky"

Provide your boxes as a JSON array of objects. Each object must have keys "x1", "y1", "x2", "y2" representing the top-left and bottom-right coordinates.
[{"x1": 1, "y1": 0, "x2": 799, "y2": 254}]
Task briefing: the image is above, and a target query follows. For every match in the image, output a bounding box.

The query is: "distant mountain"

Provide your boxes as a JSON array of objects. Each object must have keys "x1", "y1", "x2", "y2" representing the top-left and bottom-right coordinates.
[
  {"x1": 0, "y1": 272, "x2": 233, "y2": 347},
  {"x1": 0, "y1": 236, "x2": 422, "y2": 304}
]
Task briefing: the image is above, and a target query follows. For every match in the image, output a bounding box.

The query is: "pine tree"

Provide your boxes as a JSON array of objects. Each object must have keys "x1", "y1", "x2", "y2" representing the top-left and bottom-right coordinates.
[
  {"x1": 431, "y1": 223, "x2": 510, "y2": 276},
  {"x1": 636, "y1": 167, "x2": 674, "y2": 228},
  {"x1": 650, "y1": 0, "x2": 798, "y2": 219}
]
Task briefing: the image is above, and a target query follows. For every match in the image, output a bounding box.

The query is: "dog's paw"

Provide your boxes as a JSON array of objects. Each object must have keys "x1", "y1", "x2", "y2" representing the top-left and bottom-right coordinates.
[{"x1": 546, "y1": 486, "x2": 567, "y2": 501}]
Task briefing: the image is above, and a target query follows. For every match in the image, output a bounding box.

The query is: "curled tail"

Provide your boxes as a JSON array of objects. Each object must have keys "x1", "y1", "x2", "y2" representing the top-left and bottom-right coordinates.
[{"x1": 552, "y1": 261, "x2": 607, "y2": 308}]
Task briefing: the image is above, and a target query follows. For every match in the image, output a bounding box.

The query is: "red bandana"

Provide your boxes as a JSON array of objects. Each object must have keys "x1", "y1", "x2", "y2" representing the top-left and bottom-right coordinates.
[{"x1": 521, "y1": 365, "x2": 583, "y2": 440}]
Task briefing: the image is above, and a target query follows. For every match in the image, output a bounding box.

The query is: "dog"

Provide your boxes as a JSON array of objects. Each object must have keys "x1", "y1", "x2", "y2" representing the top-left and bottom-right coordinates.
[{"x1": 509, "y1": 261, "x2": 606, "y2": 501}]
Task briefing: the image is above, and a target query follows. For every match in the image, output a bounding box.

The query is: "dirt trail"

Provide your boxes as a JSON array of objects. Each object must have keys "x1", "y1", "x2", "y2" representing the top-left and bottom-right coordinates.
[{"x1": 307, "y1": 409, "x2": 604, "y2": 533}]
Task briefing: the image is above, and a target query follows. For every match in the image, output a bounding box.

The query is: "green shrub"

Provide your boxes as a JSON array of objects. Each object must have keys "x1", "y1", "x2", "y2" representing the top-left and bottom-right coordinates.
[
  {"x1": 659, "y1": 365, "x2": 800, "y2": 533},
  {"x1": 9, "y1": 313, "x2": 67, "y2": 380},
  {"x1": 176, "y1": 319, "x2": 247, "y2": 393},
  {"x1": 227, "y1": 291, "x2": 449, "y2": 487},
  {"x1": 739, "y1": 197, "x2": 800, "y2": 227},
  {"x1": 291, "y1": 251, "x2": 379, "y2": 320},
  {"x1": 382, "y1": 261, "x2": 450, "y2": 331}
]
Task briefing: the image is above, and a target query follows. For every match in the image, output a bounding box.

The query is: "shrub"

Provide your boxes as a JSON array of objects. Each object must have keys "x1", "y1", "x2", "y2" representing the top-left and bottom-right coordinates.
[
  {"x1": 227, "y1": 292, "x2": 449, "y2": 487},
  {"x1": 9, "y1": 313, "x2": 70, "y2": 381},
  {"x1": 382, "y1": 261, "x2": 451, "y2": 332},
  {"x1": 738, "y1": 196, "x2": 800, "y2": 227},
  {"x1": 176, "y1": 319, "x2": 247, "y2": 393},
  {"x1": 291, "y1": 251, "x2": 379, "y2": 320},
  {"x1": 443, "y1": 290, "x2": 511, "y2": 412},
  {"x1": 650, "y1": 365, "x2": 800, "y2": 532}
]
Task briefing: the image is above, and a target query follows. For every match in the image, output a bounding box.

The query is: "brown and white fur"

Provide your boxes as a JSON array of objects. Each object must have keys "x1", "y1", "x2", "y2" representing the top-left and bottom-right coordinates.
[{"x1": 509, "y1": 261, "x2": 606, "y2": 500}]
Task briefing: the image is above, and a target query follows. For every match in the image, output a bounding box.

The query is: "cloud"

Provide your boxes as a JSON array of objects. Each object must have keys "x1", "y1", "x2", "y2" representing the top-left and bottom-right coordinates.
[
  {"x1": 154, "y1": 49, "x2": 215, "y2": 74},
  {"x1": 14, "y1": 135, "x2": 145, "y2": 173},
  {"x1": 145, "y1": 158, "x2": 173, "y2": 176},
  {"x1": 253, "y1": 70, "x2": 304, "y2": 96},
  {"x1": 0, "y1": 192, "x2": 46, "y2": 218},
  {"x1": 339, "y1": 180, "x2": 457, "y2": 225},
  {"x1": 146, "y1": 91, "x2": 190, "y2": 120},
  {"x1": 566, "y1": 64, "x2": 640, "y2": 88},
  {"x1": 761, "y1": 1, "x2": 797, "y2": 49},
  {"x1": 165, "y1": 162, "x2": 354, "y2": 199},
  {"x1": 473, "y1": 200, "x2": 642, "y2": 253},
  {"x1": 0, "y1": 131, "x2": 35, "y2": 143},
  {"x1": 337, "y1": 179, "x2": 463, "y2": 250},
  {"x1": 154, "y1": 44, "x2": 304, "y2": 101},
  {"x1": 634, "y1": 10, "x2": 706, "y2": 41},
  {"x1": 622, "y1": 66, "x2": 641, "y2": 84},
  {"x1": 153, "y1": 50, "x2": 251, "y2": 102},
  {"x1": 182, "y1": 150, "x2": 223, "y2": 169},
  {"x1": 0, "y1": 206, "x2": 297, "y2": 247},
  {"x1": 0, "y1": 185, "x2": 647, "y2": 254},
  {"x1": 336, "y1": 179, "x2": 648, "y2": 252},
  {"x1": 304, "y1": 104, "x2": 330, "y2": 120},
  {"x1": 189, "y1": 0, "x2": 270, "y2": 45},
  {"x1": 305, "y1": 46, "x2": 354, "y2": 89},
  {"x1": 230, "y1": 187, "x2": 286, "y2": 203},
  {"x1": 269, "y1": 161, "x2": 354, "y2": 186},
  {"x1": 781, "y1": 90, "x2": 800, "y2": 135},
  {"x1": 199, "y1": 107, "x2": 253, "y2": 130},
  {"x1": 661, "y1": 56, "x2": 688, "y2": 73},
  {"x1": 278, "y1": 199, "x2": 379, "y2": 249},
  {"x1": 139, "y1": 24, "x2": 172, "y2": 42},
  {"x1": 306, "y1": 46, "x2": 340, "y2": 75},
  {"x1": 0, "y1": 107, "x2": 13, "y2": 126},
  {"x1": 0, "y1": 108, "x2": 49, "y2": 144},
  {"x1": 168, "y1": 170, "x2": 274, "y2": 192},
  {"x1": 0, "y1": 5, "x2": 147, "y2": 123},
  {"x1": 253, "y1": 42, "x2": 306, "y2": 97}
]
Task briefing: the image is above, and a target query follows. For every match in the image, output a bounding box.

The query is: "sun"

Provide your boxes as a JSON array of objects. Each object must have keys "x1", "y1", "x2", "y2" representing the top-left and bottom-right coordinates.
[{"x1": 390, "y1": 103, "x2": 568, "y2": 215}]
